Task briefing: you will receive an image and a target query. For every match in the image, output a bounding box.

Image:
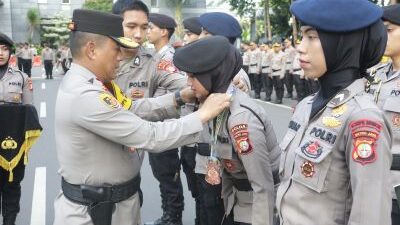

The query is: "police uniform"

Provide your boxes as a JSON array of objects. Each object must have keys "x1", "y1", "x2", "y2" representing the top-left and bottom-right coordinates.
[
  {"x1": 278, "y1": 1, "x2": 392, "y2": 225},
  {"x1": 283, "y1": 44, "x2": 296, "y2": 99},
  {"x1": 174, "y1": 36, "x2": 280, "y2": 225},
  {"x1": 291, "y1": 46, "x2": 305, "y2": 101},
  {"x1": 0, "y1": 32, "x2": 34, "y2": 225},
  {"x1": 248, "y1": 47, "x2": 262, "y2": 98},
  {"x1": 242, "y1": 50, "x2": 250, "y2": 74},
  {"x1": 20, "y1": 46, "x2": 34, "y2": 77},
  {"x1": 261, "y1": 47, "x2": 273, "y2": 101},
  {"x1": 41, "y1": 47, "x2": 55, "y2": 79},
  {"x1": 270, "y1": 46, "x2": 286, "y2": 104},
  {"x1": 54, "y1": 9, "x2": 205, "y2": 225}
]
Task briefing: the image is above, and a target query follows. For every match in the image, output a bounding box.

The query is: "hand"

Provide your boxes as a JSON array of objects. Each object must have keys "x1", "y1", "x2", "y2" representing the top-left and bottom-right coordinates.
[
  {"x1": 197, "y1": 93, "x2": 231, "y2": 123},
  {"x1": 180, "y1": 86, "x2": 196, "y2": 103},
  {"x1": 233, "y1": 76, "x2": 249, "y2": 93}
]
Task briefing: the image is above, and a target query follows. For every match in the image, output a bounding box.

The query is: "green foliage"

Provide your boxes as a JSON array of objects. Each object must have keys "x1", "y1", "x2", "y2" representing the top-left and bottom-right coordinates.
[
  {"x1": 26, "y1": 8, "x2": 41, "y2": 43},
  {"x1": 40, "y1": 14, "x2": 70, "y2": 47},
  {"x1": 83, "y1": 0, "x2": 113, "y2": 12},
  {"x1": 270, "y1": 0, "x2": 291, "y2": 39},
  {"x1": 228, "y1": 0, "x2": 257, "y2": 17}
]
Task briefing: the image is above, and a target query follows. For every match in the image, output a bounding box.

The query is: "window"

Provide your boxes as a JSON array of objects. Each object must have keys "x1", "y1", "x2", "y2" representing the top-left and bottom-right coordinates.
[{"x1": 62, "y1": 0, "x2": 70, "y2": 4}]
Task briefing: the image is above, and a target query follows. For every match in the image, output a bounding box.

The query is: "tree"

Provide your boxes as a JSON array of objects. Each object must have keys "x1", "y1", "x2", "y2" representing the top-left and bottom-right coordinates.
[
  {"x1": 165, "y1": 0, "x2": 185, "y2": 39},
  {"x1": 263, "y1": 0, "x2": 272, "y2": 40},
  {"x1": 229, "y1": 0, "x2": 258, "y2": 41},
  {"x1": 26, "y1": 8, "x2": 41, "y2": 44},
  {"x1": 41, "y1": 14, "x2": 70, "y2": 47},
  {"x1": 83, "y1": 0, "x2": 113, "y2": 12}
]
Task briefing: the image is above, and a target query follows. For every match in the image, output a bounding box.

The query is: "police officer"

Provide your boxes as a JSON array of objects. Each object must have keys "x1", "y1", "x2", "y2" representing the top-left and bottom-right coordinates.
[
  {"x1": 53, "y1": 9, "x2": 231, "y2": 225},
  {"x1": 260, "y1": 43, "x2": 273, "y2": 101},
  {"x1": 183, "y1": 17, "x2": 202, "y2": 45},
  {"x1": 41, "y1": 43, "x2": 55, "y2": 79},
  {"x1": 242, "y1": 43, "x2": 250, "y2": 74},
  {"x1": 174, "y1": 36, "x2": 280, "y2": 225},
  {"x1": 270, "y1": 42, "x2": 286, "y2": 104},
  {"x1": 146, "y1": 13, "x2": 186, "y2": 225},
  {"x1": 367, "y1": 4, "x2": 400, "y2": 224},
  {"x1": 292, "y1": 40, "x2": 305, "y2": 101},
  {"x1": 20, "y1": 42, "x2": 33, "y2": 77},
  {"x1": 283, "y1": 38, "x2": 296, "y2": 99},
  {"x1": 0, "y1": 32, "x2": 34, "y2": 225},
  {"x1": 277, "y1": 0, "x2": 392, "y2": 225},
  {"x1": 248, "y1": 42, "x2": 262, "y2": 98}
]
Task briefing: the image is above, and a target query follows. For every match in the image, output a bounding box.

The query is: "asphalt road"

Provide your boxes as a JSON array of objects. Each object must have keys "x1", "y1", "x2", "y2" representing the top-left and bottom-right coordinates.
[{"x1": 12, "y1": 66, "x2": 295, "y2": 225}]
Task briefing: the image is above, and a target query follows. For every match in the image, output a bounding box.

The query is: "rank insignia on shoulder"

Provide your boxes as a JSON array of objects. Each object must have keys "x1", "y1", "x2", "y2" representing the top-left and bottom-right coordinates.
[
  {"x1": 231, "y1": 124, "x2": 253, "y2": 155},
  {"x1": 99, "y1": 93, "x2": 120, "y2": 109},
  {"x1": 301, "y1": 161, "x2": 315, "y2": 178},
  {"x1": 322, "y1": 116, "x2": 342, "y2": 128},
  {"x1": 350, "y1": 119, "x2": 382, "y2": 165},
  {"x1": 157, "y1": 60, "x2": 178, "y2": 73}
]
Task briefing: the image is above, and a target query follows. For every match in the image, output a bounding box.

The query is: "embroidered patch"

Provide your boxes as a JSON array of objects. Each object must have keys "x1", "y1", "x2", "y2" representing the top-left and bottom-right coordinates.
[
  {"x1": 331, "y1": 104, "x2": 347, "y2": 118},
  {"x1": 134, "y1": 56, "x2": 140, "y2": 66},
  {"x1": 1, "y1": 136, "x2": 18, "y2": 150},
  {"x1": 393, "y1": 114, "x2": 400, "y2": 127},
  {"x1": 322, "y1": 116, "x2": 342, "y2": 128},
  {"x1": 223, "y1": 159, "x2": 235, "y2": 172},
  {"x1": 350, "y1": 119, "x2": 382, "y2": 165},
  {"x1": 301, "y1": 141, "x2": 323, "y2": 159},
  {"x1": 157, "y1": 60, "x2": 178, "y2": 73},
  {"x1": 231, "y1": 124, "x2": 253, "y2": 155},
  {"x1": 99, "y1": 93, "x2": 120, "y2": 109},
  {"x1": 130, "y1": 89, "x2": 144, "y2": 99},
  {"x1": 301, "y1": 161, "x2": 315, "y2": 178},
  {"x1": 309, "y1": 127, "x2": 337, "y2": 145},
  {"x1": 28, "y1": 78, "x2": 33, "y2": 91}
]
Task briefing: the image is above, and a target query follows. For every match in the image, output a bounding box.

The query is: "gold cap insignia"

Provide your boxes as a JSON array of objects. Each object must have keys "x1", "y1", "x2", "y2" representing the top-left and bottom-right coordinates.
[{"x1": 322, "y1": 116, "x2": 342, "y2": 128}]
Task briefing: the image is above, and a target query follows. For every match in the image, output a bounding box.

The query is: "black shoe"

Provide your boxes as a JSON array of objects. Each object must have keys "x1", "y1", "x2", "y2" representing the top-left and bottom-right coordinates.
[
  {"x1": 275, "y1": 99, "x2": 282, "y2": 104},
  {"x1": 255, "y1": 94, "x2": 261, "y2": 99},
  {"x1": 3, "y1": 215, "x2": 16, "y2": 225},
  {"x1": 265, "y1": 96, "x2": 272, "y2": 101},
  {"x1": 285, "y1": 93, "x2": 293, "y2": 98}
]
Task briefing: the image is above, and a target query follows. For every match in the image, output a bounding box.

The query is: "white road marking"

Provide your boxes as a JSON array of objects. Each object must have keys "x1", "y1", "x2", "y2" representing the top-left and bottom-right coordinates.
[
  {"x1": 39, "y1": 102, "x2": 46, "y2": 118},
  {"x1": 255, "y1": 99, "x2": 294, "y2": 110},
  {"x1": 30, "y1": 167, "x2": 46, "y2": 225},
  {"x1": 41, "y1": 82, "x2": 45, "y2": 90}
]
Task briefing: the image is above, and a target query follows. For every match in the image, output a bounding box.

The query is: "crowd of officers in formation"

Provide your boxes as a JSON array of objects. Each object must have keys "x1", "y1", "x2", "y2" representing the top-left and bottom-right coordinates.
[
  {"x1": 0, "y1": 0, "x2": 400, "y2": 225},
  {"x1": 241, "y1": 40, "x2": 320, "y2": 103}
]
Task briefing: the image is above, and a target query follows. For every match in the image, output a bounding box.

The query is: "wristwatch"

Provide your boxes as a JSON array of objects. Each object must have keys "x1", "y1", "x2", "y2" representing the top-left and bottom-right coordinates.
[{"x1": 174, "y1": 91, "x2": 185, "y2": 107}]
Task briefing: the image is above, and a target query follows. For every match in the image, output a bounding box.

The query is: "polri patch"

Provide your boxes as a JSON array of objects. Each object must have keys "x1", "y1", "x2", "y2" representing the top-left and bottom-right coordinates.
[
  {"x1": 350, "y1": 119, "x2": 382, "y2": 165},
  {"x1": 231, "y1": 124, "x2": 253, "y2": 155},
  {"x1": 157, "y1": 60, "x2": 178, "y2": 73}
]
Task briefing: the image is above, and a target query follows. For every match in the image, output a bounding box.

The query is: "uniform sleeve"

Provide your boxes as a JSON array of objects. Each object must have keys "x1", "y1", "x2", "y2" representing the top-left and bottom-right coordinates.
[
  {"x1": 22, "y1": 74, "x2": 33, "y2": 105},
  {"x1": 345, "y1": 109, "x2": 392, "y2": 225},
  {"x1": 72, "y1": 90, "x2": 203, "y2": 153},
  {"x1": 280, "y1": 56, "x2": 286, "y2": 79},
  {"x1": 130, "y1": 93, "x2": 180, "y2": 121},
  {"x1": 228, "y1": 111, "x2": 276, "y2": 225},
  {"x1": 153, "y1": 60, "x2": 187, "y2": 96}
]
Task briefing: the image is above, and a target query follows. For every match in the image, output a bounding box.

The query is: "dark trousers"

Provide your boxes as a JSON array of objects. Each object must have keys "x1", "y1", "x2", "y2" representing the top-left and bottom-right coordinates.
[
  {"x1": 272, "y1": 76, "x2": 284, "y2": 100},
  {"x1": 0, "y1": 161, "x2": 25, "y2": 225},
  {"x1": 17, "y1": 57, "x2": 23, "y2": 71},
  {"x1": 262, "y1": 73, "x2": 273, "y2": 99},
  {"x1": 393, "y1": 199, "x2": 400, "y2": 225},
  {"x1": 248, "y1": 73, "x2": 255, "y2": 93},
  {"x1": 293, "y1": 74, "x2": 305, "y2": 101},
  {"x1": 22, "y1": 59, "x2": 32, "y2": 77},
  {"x1": 284, "y1": 71, "x2": 293, "y2": 95},
  {"x1": 222, "y1": 212, "x2": 251, "y2": 225},
  {"x1": 149, "y1": 149, "x2": 184, "y2": 219},
  {"x1": 44, "y1": 60, "x2": 53, "y2": 79},
  {"x1": 252, "y1": 74, "x2": 262, "y2": 97},
  {"x1": 197, "y1": 174, "x2": 224, "y2": 225}
]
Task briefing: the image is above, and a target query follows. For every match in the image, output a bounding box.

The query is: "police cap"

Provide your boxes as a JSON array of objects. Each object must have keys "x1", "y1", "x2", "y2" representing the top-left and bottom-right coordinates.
[
  {"x1": 183, "y1": 17, "x2": 202, "y2": 35},
  {"x1": 0, "y1": 32, "x2": 14, "y2": 47},
  {"x1": 149, "y1": 13, "x2": 177, "y2": 29},
  {"x1": 69, "y1": 9, "x2": 138, "y2": 48},
  {"x1": 382, "y1": 4, "x2": 400, "y2": 26},
  {"x1": 173, "y1": 36, "x2": 230, "y2": 74},
  {"x1": 290, "y1": 0, "x2": 382, "y2": 32},
  {"x1": 198, "y1": 12, "x2": 242, "y2": 38}
]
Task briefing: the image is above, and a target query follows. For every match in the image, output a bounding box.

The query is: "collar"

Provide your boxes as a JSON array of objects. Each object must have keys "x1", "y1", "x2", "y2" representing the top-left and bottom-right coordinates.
[
  {"x1": 155, "y1": 44, "x2": 172, "y2": 59},
  {"x1": 326, "y1": 78, "x2": 365, "y2": 108},
  {"x1": 70, "y1": 63, "x2": 99, "y2": 83}
]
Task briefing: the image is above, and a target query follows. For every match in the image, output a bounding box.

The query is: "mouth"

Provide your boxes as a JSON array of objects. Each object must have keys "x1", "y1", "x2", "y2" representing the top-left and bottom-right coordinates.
[{"x1": 299, "y1": 59, "x2": 310, "y2": 68}]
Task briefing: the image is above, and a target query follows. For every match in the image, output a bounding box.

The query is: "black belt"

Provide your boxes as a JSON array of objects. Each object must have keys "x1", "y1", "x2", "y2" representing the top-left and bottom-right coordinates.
[
  {"x1": 197, "y1": 143, "x2": 211, "y2": 156},
  {"x1": 250, "y1": 64, "x2": 257, "y2": 66},
  {"x1": 286, "y1": 62, "x2": 291, "y2": 64},
  {"x1": 262, "y1": 66, "x2": 270, "y2": 69},
  {"x1": 232, "y1": 179, "x2": 253, "y2": 192},
  {"x1": 293, "y1": 68, "x2": 301, "y2": 72},
  {"x1": 62, "y1": 175, "x2": 140, "y2": 225},
  {"x1": 272, "y1": 69, "x2": 281, "y2": 72},
  {"x1": 392, "y1": 154, "x2": 400, "y2": 171}
]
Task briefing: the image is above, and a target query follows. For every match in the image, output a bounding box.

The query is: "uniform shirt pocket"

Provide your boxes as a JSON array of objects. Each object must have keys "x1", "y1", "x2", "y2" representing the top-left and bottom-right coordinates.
[
  {"x1": 279, "y1": 130, "x2": 297, "y2": 176},
  {"x1": 6, "y1": 86, "x2": 23, "y2": 103},
  {"x1": 383, "y1": 97, "x2": 400, "y2": 132}
]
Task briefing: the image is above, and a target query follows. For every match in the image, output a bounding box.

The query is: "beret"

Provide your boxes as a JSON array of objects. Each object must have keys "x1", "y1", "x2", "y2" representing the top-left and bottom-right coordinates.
[
  {"x1": 0, "y1": 32, "x2": 14, "y2": 47},
  {"x1": 183, "y1": 17, "x2": 202, "y2": 35},
  {"x1": 382, "y1": 4, "x2": 400, "y2": 25},
  {"x1": 149, "y1": 13, "x2": 177, "y2": 29},
  {"x1": 198, "y1": 12, "x2": 241, "y2": 38}
]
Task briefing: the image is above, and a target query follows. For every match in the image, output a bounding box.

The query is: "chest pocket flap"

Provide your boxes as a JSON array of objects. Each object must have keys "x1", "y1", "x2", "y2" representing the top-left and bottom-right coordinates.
[{"x1": 383, "y1": 97, "x2": 400, "y2": 113}]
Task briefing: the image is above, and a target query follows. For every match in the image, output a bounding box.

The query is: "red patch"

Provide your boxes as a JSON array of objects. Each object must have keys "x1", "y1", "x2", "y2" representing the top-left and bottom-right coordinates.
[
  {"x1": 231, "y1": 124, "x2": 252, "y2": 155},
  {"x1": 28, "y1": 78, "x2": 33, "y2": 91},
  {"x1": 130, "y1": 89, "x2": 144, "y2": 99},
  {"x1": 157, "y1": 60, "x2": 178, "y2": 73},
  {"x1": 301, "y1": 161, "x2": 315, "y2": 178},
  {"x1": 223, "y1": 159, "x2": 235, "y2": 172},
  {"x1": 350, "y1": 120, "x2": 382, "y2": 165},
  {"x1": 393, "y1": 114, "x2": 400, "y2": 127}
]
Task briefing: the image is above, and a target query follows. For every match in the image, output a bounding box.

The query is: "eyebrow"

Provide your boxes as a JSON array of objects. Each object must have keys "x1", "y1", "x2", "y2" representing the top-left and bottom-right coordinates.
[{"x1": 302, "y1": 27, "x2": 317, "y2": 33}]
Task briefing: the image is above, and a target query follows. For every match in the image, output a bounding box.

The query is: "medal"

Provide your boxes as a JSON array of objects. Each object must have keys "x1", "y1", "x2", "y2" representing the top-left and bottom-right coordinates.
[{"x1": 205, "y1": 156, "x2": 221, "y2": 185}]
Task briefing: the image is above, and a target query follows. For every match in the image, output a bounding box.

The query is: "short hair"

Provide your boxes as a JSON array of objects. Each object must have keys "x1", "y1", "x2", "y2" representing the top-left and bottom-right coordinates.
[
  {"x1": 112, "y1": 0, "x2": 149, "y2": 16},
  {"x1": 69, "y1": 31, "x2": 108, "y2": 58}
]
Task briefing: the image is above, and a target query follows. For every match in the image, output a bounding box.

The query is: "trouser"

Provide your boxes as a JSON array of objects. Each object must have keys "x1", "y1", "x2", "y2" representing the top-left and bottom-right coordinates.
[
  {"x1": 262, "y1": 73, "x2": 273, "y2": 99},
  {"x1": 222, "y1": 212, "x2": 251, "y2": 225},
  {"x1": 61, "y1": 58, "x2": 71, "y2": 73},
  {"x1": 293, "y1": 74, "x2": 305, "y2": 101},
  {"x1": 242, "y1": 66, "x2": 249, "y2": 75},
  {"x1": 197, "y1": 174, "x2": 224, "y2": 225},
  {"x1": 149, "y1": 149, "x2": 184, "y2": 220},
  {"x1": 305, "y1": 79, "x2": 320, "y2": 96},
  {"x1": 284, "y1": 70, "x2": 293, "y2": 95},
  {"x1": 248, "y1": 73, "x2": 255, "y2": 93},
  {"x1": 181, "y1": 146, "x2": 200, "y2": 224},
  {"x1": 393, "y1": 199, "x2": 400, "y2": 225},
  {"x1": 251, "y1": 73, "x2": 262, "y2": 97},
  {"x1": 17, "y1": 57, "x2": 23, "y2": 71},
  {"x1": 272, "y1": 76, "x2": 284, "y2": 101},
  {"x1": 0, "y1": 161, "x2": 25, "y2": 225},
  {"x1": 22, "y1": 59, "x2": 32, "y2": 77},
  {"x1": 44, "y1": 60, "x2": 53, "y2": 78}
]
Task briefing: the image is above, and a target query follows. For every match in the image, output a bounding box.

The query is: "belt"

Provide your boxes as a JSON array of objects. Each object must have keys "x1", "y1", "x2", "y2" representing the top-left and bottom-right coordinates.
[
  {"x1": 286, "y1": 62, "x2": 291, "y2": 64},
  {"x1": 250, "y1": 64, "x2": 257, "y2": 66},
  {"x1": 262, "y1": 66, "x2": 270, "y2": 69},
  {"x1": 232, "y1": 179, "x2": 253, "y2": 192},
  {"x1": 293, "y1": 68, "x2": 301, "y2": 72},
  {"x1": 197, "y1": 143, "x2": 211, "y2": 156},
  {"x1": 392, "y1": 154, "x2": 400, "y2": 171},
  {"x1": 272, "y1": 69, "x2": 281, "y2": 72}
]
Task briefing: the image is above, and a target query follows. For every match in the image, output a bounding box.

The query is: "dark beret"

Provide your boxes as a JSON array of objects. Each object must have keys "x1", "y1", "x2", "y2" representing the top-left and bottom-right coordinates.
[
  {"x1": 0, "y1": 32, "x2": 14, "y2": 47},
  {"x1": 382, "y1": 4, "x2": 400, "y2": 25},
  {"x1": 149, "y1": 13, "x2": 177, "y2": 29},
  {"x1": 183, "y1": 17, "x2": 202, "y2": 35},
  {"x1": 198, "y1": 12, "x2": 241, "y2": 38},
  {"x1": 173, "y1": 36, "x2": 230, "y2": 74},
  {"x1": 70, "y1": 9, "x2": 138, "y2": 49},
  {"x1": 290, "y1": 0, "x2": 382, "y2": 32}
]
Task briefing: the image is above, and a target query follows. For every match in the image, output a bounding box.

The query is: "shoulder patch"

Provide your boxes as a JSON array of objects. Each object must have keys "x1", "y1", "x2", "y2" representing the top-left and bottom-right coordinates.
[
  {"x1": 350, "y1": 119, "x2": 382, "y2": 165},
  {"x1": 231, "y1": 124, "x2": 253, "y2": 155},
  {"x1": 157, "y1": 60, "x2": 178, "y2": 73},
  {"x1": 99, "y1": 92, "x2": 121, "y2": 110}
]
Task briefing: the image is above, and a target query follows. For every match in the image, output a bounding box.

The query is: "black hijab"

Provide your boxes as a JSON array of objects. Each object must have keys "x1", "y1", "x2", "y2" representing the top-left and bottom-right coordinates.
[
  {"x1": 0, "y1": 43, "x2": 11, "y2": 79},
  {"x1": 309, "y1": 20, "x2": 387, "y2": 119}
]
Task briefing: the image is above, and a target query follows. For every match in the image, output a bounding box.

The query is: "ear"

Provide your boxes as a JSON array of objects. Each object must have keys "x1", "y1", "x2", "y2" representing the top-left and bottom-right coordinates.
[
  {"x1": 85, "y1": 40, "x2": 97, "y2": 60},
  {"x1": 161, "y1": 28, "x2": 169, "y2": 38}
]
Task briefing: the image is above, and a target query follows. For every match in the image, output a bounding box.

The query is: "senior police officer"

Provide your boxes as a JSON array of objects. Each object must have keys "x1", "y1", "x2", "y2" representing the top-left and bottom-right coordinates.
[
  {"x1": 53, "y1": 9, "x2": 231, "y2": 225},
  {"x1": 174, "y1": 36, "x2": 280, "y2": 225},
  {"x1": 277, "y1": 0, "x2": 393, "y2": 225},
  {"x1": 146, "y1": 13, "x2": 187, "y2": 225},
  {"x1": 367, "y1": 4, "x2": 400, "y2": 224},
  {"x1": 0, "y1": 32, "x2": 35, "y2": 225}
]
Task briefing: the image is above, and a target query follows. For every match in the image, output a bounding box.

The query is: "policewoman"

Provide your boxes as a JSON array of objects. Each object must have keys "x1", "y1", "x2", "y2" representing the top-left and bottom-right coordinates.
[
  {"x1": 174, "y1": 36, "x2": 280, "y2": 225},
  {"x1": 0, "y1": 32, "x2": 35, "y2": 225},
  {"x1": 367, "y1": 4, "x2": 400, "y2": 224},
  {"x1": 277, "y1": 0, "x2": 393, "y2": 224}
]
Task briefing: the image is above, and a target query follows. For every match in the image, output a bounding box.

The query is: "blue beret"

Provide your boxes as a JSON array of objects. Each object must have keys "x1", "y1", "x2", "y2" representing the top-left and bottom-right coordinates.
[
  {"x1": 382, "y1": 4, "x2": 400, "y2": 25},
  {"x1": 198, "y1": 12, "x2": 242, "y2": 38},
  {"x1": 173, "y1": 36, "x2": 230, "y2": 74},
  {"x1": 290, "y1": 0, "x2": 383, "y2": 32},
  {"x1": 149, "y1": 13, "x2": 177, "y2": 29}
]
